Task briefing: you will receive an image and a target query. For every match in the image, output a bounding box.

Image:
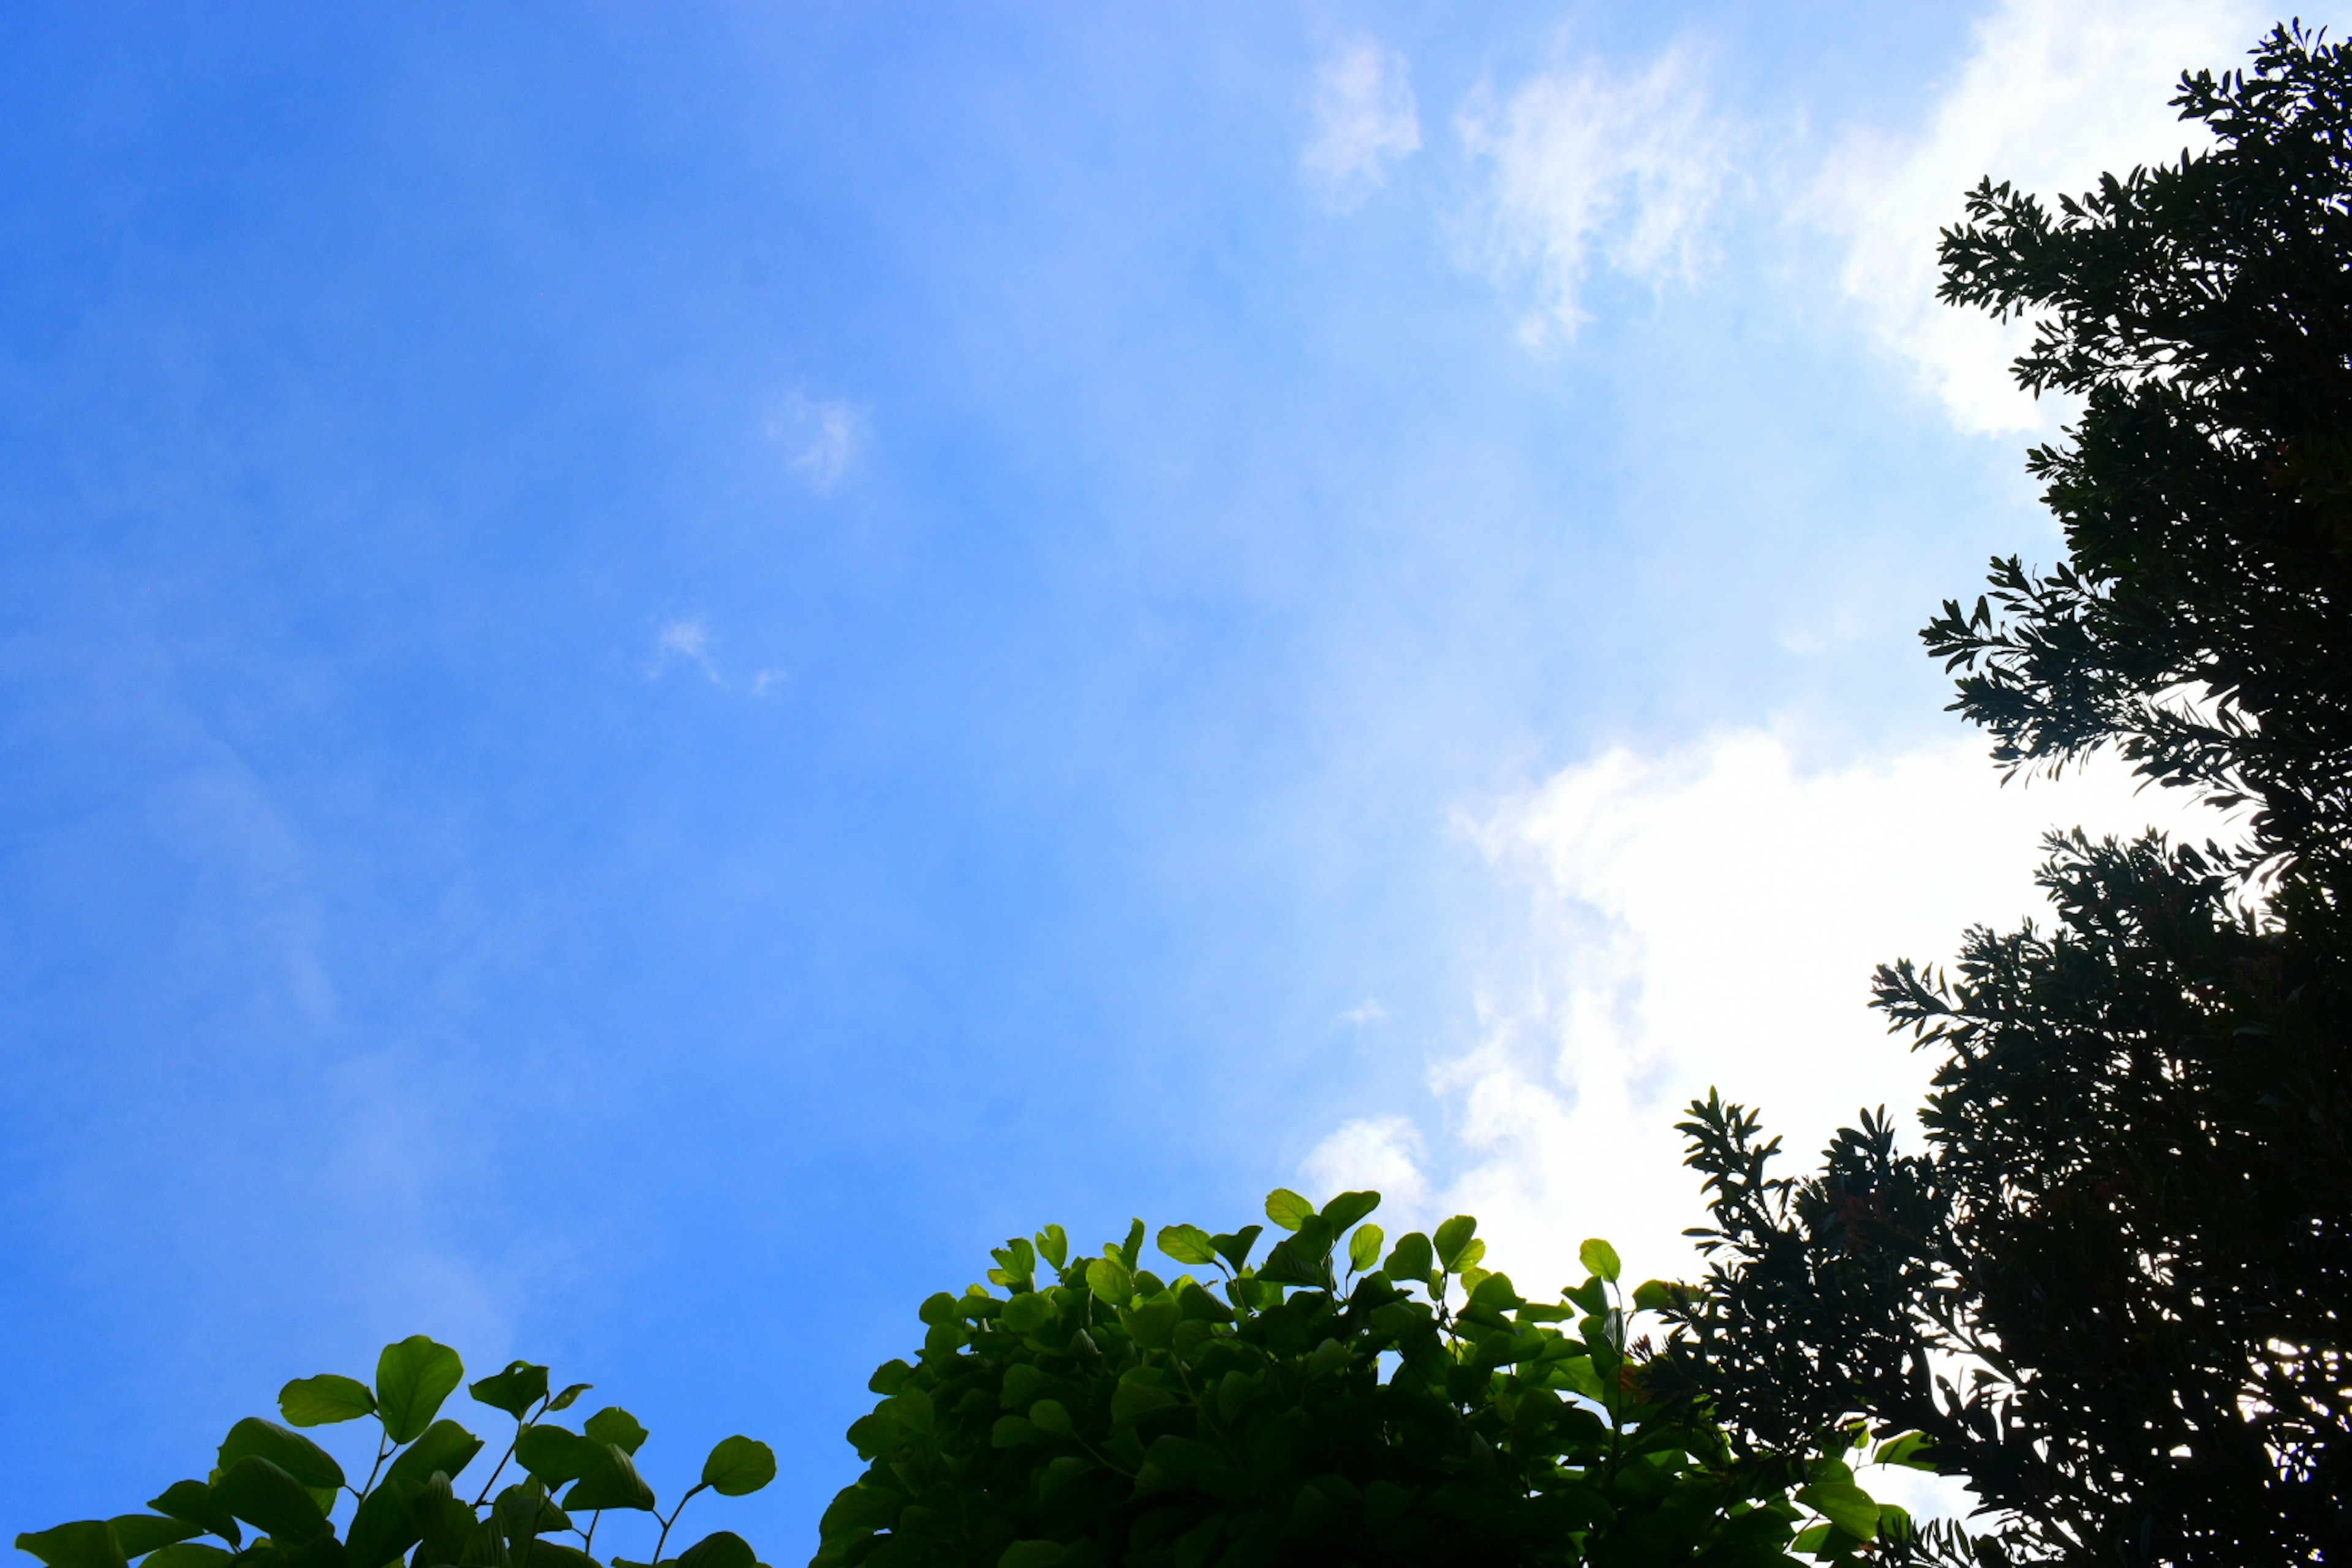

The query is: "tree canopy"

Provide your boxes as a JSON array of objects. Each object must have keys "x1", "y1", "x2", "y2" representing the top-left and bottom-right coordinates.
[
  {"x1": 1662, "y1": 23, "x2": 2352, "y2": 1567},
  {"x1": 813, "y1": 1191, "x2": 1932, "y2": 1567}
]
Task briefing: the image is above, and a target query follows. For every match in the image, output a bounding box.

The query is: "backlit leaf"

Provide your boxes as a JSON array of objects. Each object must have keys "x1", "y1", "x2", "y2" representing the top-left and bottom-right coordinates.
[
  {"x1": 470, "y1": 1362, "x2": 551, "y2": 1420},
  {"x1": 1433, "y1": 1216, "x2": 1478, "y2": 1272},
  {"x1": 217, "y1": 1420, "x2": 344, "y2": 1491},
  {"x1": 1578, "y1": 1238, "x2": 1622, "y2": 1284},
  {"x1": 376, "y1": 1337, "x2": 466, "y2": 1444},
  {"x1": 1263, "y1": 1189, "x2": 1314, "y2": 1232},
  {"x1": 582, "y1": 1407, "x2": 649, "y2": 1455},
  {"x1": 279, "y1": 1376, "x2": 377, "y2": 1428},
  {"x1": 699, "y1": 1436, "x2": 777, "y2": 1496},
  {"x1": 1156, "y1": 1225, "x2": 1218, "y2": 1267}
]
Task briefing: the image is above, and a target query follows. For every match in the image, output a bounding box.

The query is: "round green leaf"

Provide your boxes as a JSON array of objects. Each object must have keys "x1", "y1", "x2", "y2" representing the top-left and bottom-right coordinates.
[
  {"x1": 1796, "y1": 1480, "x2": 1880, "y2": 1541},
  {"x1": 1433, "y1": 1216, "x2": 1478, "y2": 1272},
  {"x1": 1027, "y1": 1400, "x2": 1073, "y2": 1437},
  {"x1": 1384, "y1": 1232, "x2": 1434, "y2": 1282},
  {"x1": 469, "y1": 1361, "x2": 550, "y2": 1420},
  {"x1": 560, "y1": 1447, "x2": 657, "y2": 1513},
  {"x1": 1577, "y1": 1238, "x2": 1622, "y2": 1284},
  {"x1": 1155, "y1": 1224, "x2": 1217, "y2": 1267},
  {"x1": 582, "y1": 1406, "x2": 649, "y2": 1455},
  {"x1": 1262, "y1": 1189, "x2": 1314, "y2": 1232},
  {"x1": 279, "y1": 1374, "x2": 377, "y2": 1428},
  {"x1": 1318, "y1": 1191, "x2": 1380, "y2": 1233},
  {"x1": 209, "y1": 1457, "x2": 330, "y2": 1544},
  {"x1": 1085, "y1": 1256, "x2": 1132, "y2": 1304},
  {"x1": 1347, "y1": 1223, "x2": 1385, "y2": 1273},
  {"x1": 383, "y1": 1419, "x2": 485, "y2": 1492},
  {"x1": 699, "y1": 1436, "x2": 777, "y2": 1496},
  {"x1": 375, "y1": 1336, "x2": 466, "y2": 1444},
  {"x1": 515, "y1": 1425, "x2": 604, "y2": 1487}
]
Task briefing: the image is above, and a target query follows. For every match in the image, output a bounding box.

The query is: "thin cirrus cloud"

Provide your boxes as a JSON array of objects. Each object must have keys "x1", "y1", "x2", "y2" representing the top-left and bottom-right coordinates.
[
  {"x1": 1300, "y1": 37, "x2": 1422, "y2": 209},
  {"x1": 1817, "y1": 0, "x2": 2264, "y2": 433},
  {"x1": 1456, "y1": 40, "x2": 1732, "y2": 347},
  {"x1": 647, "y1": 617, "x2": 722, "y2": 683},
  {"x1": 766, "y1": 390, "x2": 864, "y2": 493}
]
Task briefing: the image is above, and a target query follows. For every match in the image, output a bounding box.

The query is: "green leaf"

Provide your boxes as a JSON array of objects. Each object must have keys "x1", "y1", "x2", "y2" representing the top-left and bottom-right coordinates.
[
  {"x1": 885, "y1": 1389, "x2": 935, "y2": 1437},
  {"x1": 470, "y1": 1362, "x2": 551, "y2": 1420},
  {"x1": 1384, "y1": 1232, "x2": 1434, "y2": 1281},
  {"x1": 1209, "y1": 1227, "x2": 1262, "y2": 1272},
  {"x1": 1630, "y1": 1279, "x2": 1674, "y2": 1313},
  {"x1": 1000, "y1": 1292, "x2": 1055, "y2": 1334},
  {"x1": 582, "y1": 1407, "x2": 649, "y2": 1455},
  {"x1": 519, "y1": 1545, "x2": 600, "y2": 1568},
  {"x1": 1578, "y1": 1238, "x2": 1622, "y2": 1284},
  {"x1": 1027, "y1": 1400, "x2": 1074, "y2": 1437},
  {"x1": 1347, "y1": 1223, "x2": 1385, "y2": 1273},
  {"x1": 699, "y1": 1436, "x2": 777, "y2": 1496},
  {"x1": 108, "y1": 1518, "x2": 200, "y2": 1558},
  {"x1": 342, "y1": 1480, "x2": 421, "y2": 1568},
  {"x1": 1433, "y1": 1216, "x2": 1478, "y2": 1272},
  {"x1": 15, "y1": 1523, "x2": 128, "y2": 1568},
  {"x1": 383, "y1": 1419, "x2": 485, "y2": 1492},
  {"x1": 218, "y1": 1419, "x2": 345, "y2": 1491},
  {"x1": 376, "y1": 1337, "x2": 466, "y2": 1444},
  {"x1": 674, "y1": 1534, "x2": 755, "y2": 1568},
  {"x1": 1156, "y1": 1224, "x2": 1218, "y2": 1267},
  {"x1": 1872, "y1": 1431, "x2": 1937, "y2": 1471},
  {"x1": 492, "y1": 1481, "x2": 569, "y2": 1544},
  {"x1": 209, "y1": 1457, "x2": 331, "y2": 1543},
  {"x1": 1796, "y1": 1481, "x2": 1880, "y2": 1541},
  {"x1": 1263, "y1": 1189, "x2": 1314, "y2": 1232},
  {"x1": 991, "y1": 1416, "x2": 1042, "y2": 1447},
  {"x1": 545, "y1": 1384, "x2": 592, "y2": 1414},
  {"x1": 560, "y1": 1447, "x2": 657, "y2": 1513},
  {"x1": 1033, "y1": 1225, "x2": 1069, "y2": 1272},
  {"x1": 1085, "y1": 1256, "x2": 1133, "y2": 1304},
  {"x1": 997, "y1": 1542, "x2": 1064, "y2": 1568},
  {"x1": 515, "y1": 1426, "x2": 605, "y2": 1487},
  {"x1": 1255, "y1": 1237, "x2": 1327, "y2": 1287},
  {"x1": 1117, "y1": 1218, "x2": 1145, "y2": 1270},
  {"x1": 818, "y1": 1484, "x2": 901, "y2": 1545},
  {"x1": 146, "y1": 1485, "x2": 239, "y2": 1549},
  {"x1": 1319, "y1": 1191, "x2": 1380, "y2": 1233},
  {"x1": 140, "y1": 1547, "x2": 232, "y2": 1568},
  {"x1": 279, "y1": 1375, "x2": 377, "y2": 1428}
]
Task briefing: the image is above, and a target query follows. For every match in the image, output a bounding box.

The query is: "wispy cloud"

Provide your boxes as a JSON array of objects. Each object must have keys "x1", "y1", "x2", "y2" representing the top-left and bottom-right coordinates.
[
  {"x1": 1302, "y1": 37, "x2": 1422, "y2": 210},
  {"x1": 647, "y1": 617, "x2": 721, "y2": 683},
  {"x1": 766, "y1": 391, "x2": 864, "y2": 492},
  {"x1": 1819, "y1": 0, "x2": 2261, "y2": 432},
  {"x1": 1459, "y1": 40, "x2": 1732, "y2": 347}
]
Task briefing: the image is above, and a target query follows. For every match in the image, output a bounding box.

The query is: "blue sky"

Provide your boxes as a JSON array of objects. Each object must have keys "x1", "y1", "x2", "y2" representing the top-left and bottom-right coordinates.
[{"x1": 0, "y1": 0, "x2": 2293, "y2": 1551}]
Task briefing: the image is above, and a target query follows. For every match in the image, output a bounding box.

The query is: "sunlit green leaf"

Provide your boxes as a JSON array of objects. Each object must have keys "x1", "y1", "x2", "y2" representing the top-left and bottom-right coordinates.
[
  {"x1": 1033, "y1": 1225, "x2": 1069, "y2": 1272},
  {"x1": 1263, "y1": 1189, "x2": 1314, "y2": 1232},
  {"x1": 1577, "y1": 1238, "x2": 1622, "y2": 1284},
  {"x1": 1209, "y1": 1227, "x2": 1262, "y2": 1273},
  {"x1": 1384, "y1": 1232, "x2": 1433, "y2": 1281},
  {"x1": 1156, "y1": 1224, "x2": 1217, "y2": 1267},
  {"x1": 1433, "y1": 1216, "x2": 1478, "y2": 1272},
  {"x1": 1796, "y1": 1480, "x2": 1880, "y2": 1540},
  {"x1": 545, "y1": 1384, "x2": 592, "y2": 1414},
  {"x1": 1347, "y1": 1223, "x2": 1384, "y2": 1273},
  {"x1": 1085, "y1": 1256, "x2": 1133, "y2": 1304}
]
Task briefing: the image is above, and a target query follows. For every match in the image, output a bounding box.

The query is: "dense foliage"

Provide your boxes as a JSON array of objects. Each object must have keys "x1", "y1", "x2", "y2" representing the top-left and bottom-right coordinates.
[
  {"x1": 1659, "y1": 23, "x2": 2352, "y2": 1568},
  {"x1": 813, "y1": 1189, "x2": 1934, "y2": 1567},
  {"x1": 14, "y1": 1339, "x2": 776, "y2": 1568}
]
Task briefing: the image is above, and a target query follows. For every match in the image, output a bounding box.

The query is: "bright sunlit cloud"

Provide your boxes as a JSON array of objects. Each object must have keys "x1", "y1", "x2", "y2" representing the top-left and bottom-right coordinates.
[
  {"x1": 1458, "y1": 39, "x2": 1731, "y2": 347},
  {"x1": 1304, "y1": 728, "x2": 2239, "y2": 1296},
  {"x1": 1302, "y1": 37, "x2": 1422, "y2": 210},
  {"x1": 1820, "y1": 0, "x2": 2263, "y2": 432}
]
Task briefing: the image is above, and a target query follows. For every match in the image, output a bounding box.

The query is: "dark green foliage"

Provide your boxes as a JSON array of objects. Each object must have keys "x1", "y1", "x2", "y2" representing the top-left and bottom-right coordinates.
[
  {"x1": 815, "y1": 1189, "x2": 1930, "y2": 1567},
  {"x1": 14, "y1": 1341, "x2": 774, "y2": 1568},
  {"x1": 1660, "y1": 23, "x2": 2352, "y2": 1567},
  {"x1": 1926, "y1": 23, "x2": 2352, "y2": 876}
]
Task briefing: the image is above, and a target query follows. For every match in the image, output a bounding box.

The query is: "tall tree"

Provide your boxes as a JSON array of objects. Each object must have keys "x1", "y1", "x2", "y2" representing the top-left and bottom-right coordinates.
[{"x1": 1657, "y1": 24, "x2": 2352, "y2": 1568}]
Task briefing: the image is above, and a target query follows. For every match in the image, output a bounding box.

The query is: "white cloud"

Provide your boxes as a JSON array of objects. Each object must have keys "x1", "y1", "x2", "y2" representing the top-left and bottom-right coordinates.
[
  {"x1": 1304, "y1": 728, "x2": 2239, "y2": 1294},
  {"x1": 1822, "y1": 0, "x2": 2262, "y2": 432},
  {"x1": 1338, "y1": 997, "x2": 1390, "y2": 1027},
  {"x1": 648, "y1": 617, "x2": 720, "y2": 682},
  {"x1": 749, "y1": 667, "x2": 788, "y2": 696},
  {"x1": 767, "y1": 391, "x2": 863, "y2": 492},
  {"x1": 1460, "y1": 41, "x2": 1732, "y2": 347},
  {"x1": 1302, "y1": 37, "x2": 1422, "y2": 209}
]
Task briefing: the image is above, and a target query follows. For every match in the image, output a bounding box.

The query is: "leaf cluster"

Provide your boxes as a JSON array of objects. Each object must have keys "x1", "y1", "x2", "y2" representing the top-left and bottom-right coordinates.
[
  {"x1": 17, "y1": 1338, "x2": 776, "y2": 1568},
  {"x1": 816, "y1": 1190, "x2": 1914, "y2": 1567}
]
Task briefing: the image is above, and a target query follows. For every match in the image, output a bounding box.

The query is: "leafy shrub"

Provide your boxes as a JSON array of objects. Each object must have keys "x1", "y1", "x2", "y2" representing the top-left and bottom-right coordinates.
[
  {"x1": 15, "y1": 1338, "x2": 775, "y2": 1568},
  {"x1": 815, "y1": 1189, "x2": 1928, "y2": 1566}
]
